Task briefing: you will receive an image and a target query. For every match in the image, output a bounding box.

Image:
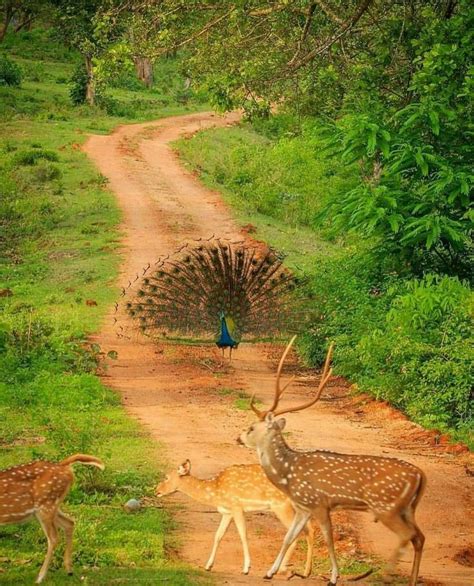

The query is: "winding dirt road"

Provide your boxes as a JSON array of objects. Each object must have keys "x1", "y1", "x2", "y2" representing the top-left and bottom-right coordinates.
[{"x1": 84, "y1": 112, "x2": 473, "y2": 585}]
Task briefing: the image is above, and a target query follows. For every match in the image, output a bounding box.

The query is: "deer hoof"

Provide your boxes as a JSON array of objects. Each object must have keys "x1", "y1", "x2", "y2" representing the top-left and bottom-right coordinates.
[{"x1": 264, "y1": 574, "x2": 274, "y2": 581}]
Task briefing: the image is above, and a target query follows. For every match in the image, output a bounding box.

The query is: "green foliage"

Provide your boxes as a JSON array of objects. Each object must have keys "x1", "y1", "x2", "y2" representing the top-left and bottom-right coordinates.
[
  {"x1": 356, "y1": 276, "x2": 473, "y2": 431},
  {"x1": 13, "y1": 147, "x2": 59, "y2": 165},
  {"x1": 177, "y1": 116, "x2": 358, "y2": 230},
  {"x1": 69, "y1": 61, "x2": 90, "y2": 105},
  {"x1": 320, "y1": 4, "x2": 473, "y2": 278},
  {"x1": 0, "y1": 54, "x2": 22, "y2": 86},
  {"x1": 0, "y1": 28, "x2": 207, "y2": 584}
]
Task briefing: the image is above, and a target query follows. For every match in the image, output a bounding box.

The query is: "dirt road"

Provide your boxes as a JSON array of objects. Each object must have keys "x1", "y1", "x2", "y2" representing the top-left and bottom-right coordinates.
[{"x1": 84, "y1": 112, "x2": 473, "y2": 585}]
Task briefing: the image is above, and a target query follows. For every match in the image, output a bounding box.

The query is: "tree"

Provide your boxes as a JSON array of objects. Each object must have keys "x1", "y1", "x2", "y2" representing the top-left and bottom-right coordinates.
[
  {"x1": 50, "y1": 0, "x2": 124, "y2": 105},
  {"x1": 0, "y1": 0, "x2": 49, "y2": 42}
]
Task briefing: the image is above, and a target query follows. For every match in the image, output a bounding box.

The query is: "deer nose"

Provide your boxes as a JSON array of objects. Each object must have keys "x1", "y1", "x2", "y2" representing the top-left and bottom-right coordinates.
[{"x1": 236, "y1": 436, "x2": 244, "y2": 446}]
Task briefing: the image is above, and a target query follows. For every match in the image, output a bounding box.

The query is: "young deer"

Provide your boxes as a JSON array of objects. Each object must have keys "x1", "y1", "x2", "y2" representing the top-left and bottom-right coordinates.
[
  {"x1": 156, "y1": 459, "x2": 315, "y2": 576},
  {"x1": 0, "y1": 454, "x2": 105, "y2": 583},
  {"x1": 240, "y1": 338, "x2": 426, "y2": 586}
]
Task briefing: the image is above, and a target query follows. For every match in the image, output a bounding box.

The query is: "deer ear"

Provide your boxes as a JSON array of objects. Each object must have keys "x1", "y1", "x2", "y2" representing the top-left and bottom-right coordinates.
[
  {"x1": 276, "y1": 418, "x2": 286, "y2": 431},
  {"x1": 178, "y1": 459, "x2": 191, "y2": 476}
]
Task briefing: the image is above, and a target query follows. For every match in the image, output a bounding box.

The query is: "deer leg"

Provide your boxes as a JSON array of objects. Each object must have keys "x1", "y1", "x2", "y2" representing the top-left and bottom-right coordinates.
[
  {"x1": 35, "y1": 512, "x2": 59, "y2": 584},
  {"x1": 265, "y1": 508, "x2": 311, "y2": 579},
  {"x1": 205, "y1": 513, "x2": 232, "y2": 571},
  {"x1": 233, "y1": 509, "x2": 251, "y2": 574},
  {"x1": 55, "y1": 510, "x2": 75, "y2": 575},
  {"x1": 315, "y1": 509, "x2": 338, "y2": 586},
  {"x1": 303, "y1": 519, "x2": 316, "y2": 578},
  {"x1": 379, "y1": 511, "x2": 424, "y2": 585},
  {"x1": 402, "y1": 508, "x2": 425, "y2": 586},
  {"x1": 272, "y1": 504, "x2": 300, "y2": 574}
]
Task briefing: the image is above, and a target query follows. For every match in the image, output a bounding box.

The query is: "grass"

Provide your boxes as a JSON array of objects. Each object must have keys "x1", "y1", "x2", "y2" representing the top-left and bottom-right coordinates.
[
  {"x1": 174, "y1": 125, "x2": 352, "y2": 278},
  {"x1": 0, "y1": 28, "x2": 208, "y2": 584},
  {"x1": 175, "y1": 122, "x2": 474, "y2": 449}
]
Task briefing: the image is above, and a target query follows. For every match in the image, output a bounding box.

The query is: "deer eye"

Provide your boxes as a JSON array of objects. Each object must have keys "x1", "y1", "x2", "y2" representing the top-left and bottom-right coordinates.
[{"x1": 165, "y1": 475, "x2": 169, "y2": 481}]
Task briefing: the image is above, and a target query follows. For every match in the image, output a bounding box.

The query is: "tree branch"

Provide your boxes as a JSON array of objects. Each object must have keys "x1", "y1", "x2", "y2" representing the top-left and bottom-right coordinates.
[{"x1": 288, "y1": 0, "x2": 374, "y2": 71}]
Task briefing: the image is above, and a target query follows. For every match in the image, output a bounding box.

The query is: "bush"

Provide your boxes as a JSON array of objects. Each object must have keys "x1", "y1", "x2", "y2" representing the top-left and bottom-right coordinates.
[
  {"x1": 12, "y1": 148, "x2": 59, "y2": 166},
  {"x1": 356, "y1": 276, "x2": 473, "y2": 430},
  {"x1": 0, "y1": 55, "x2": 22, "y2": 86},
  {"x1": 33, "y1": 160, "x2": 62, "y2": 182},
  {"x1": 69, "y1": 62, "x2": 89, "y2": 105}
]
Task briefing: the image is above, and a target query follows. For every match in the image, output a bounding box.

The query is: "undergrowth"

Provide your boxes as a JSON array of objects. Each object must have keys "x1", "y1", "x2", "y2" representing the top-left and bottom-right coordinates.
[
  {"x1": 0, "y1": 28, "x2": 207, "y2": 584},
  {"x1": 176, "y1": 117, "x2": 473, "y2": 449}
]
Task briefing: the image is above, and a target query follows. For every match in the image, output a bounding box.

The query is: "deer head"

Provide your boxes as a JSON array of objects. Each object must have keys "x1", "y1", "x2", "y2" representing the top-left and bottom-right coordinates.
[{"x1": 156, "y1": 459, "x2": 191, "y2": 497}]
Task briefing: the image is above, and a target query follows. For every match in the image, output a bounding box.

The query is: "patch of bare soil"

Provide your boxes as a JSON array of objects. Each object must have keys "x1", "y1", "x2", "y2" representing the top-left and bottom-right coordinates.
[{"x1": 84, "y1": 112, "x2": 473, "y2": 585}]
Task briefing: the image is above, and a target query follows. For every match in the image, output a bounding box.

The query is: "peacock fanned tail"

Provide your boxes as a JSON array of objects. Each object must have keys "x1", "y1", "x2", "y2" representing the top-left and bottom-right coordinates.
[{"x1": 123, "y1": 239, "x2": 306, "y2": 344}]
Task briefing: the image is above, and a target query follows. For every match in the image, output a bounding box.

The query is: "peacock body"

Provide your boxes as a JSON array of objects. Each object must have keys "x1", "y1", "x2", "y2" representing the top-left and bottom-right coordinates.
[{"x1": 124, "y1": 239, "x2": 304, "y2": 349}]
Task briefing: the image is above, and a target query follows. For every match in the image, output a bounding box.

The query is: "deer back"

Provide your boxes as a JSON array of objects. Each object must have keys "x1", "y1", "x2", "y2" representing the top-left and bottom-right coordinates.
[
  {"x1": 264, "y1": 437, "x2": 425, "y2": 516},
  {"x1": 0, "y1": 462, "x2": 73, "y2": 524}
]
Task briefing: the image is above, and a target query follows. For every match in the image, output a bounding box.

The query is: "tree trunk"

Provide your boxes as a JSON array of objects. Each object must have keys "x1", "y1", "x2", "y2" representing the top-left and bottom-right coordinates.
[
  {"x1": 84, "y1": 55, "x2": 95, "y2": 106},
  {"x1": 0, "y1": 3, "x2": 14, "y2": 42},
  {"x1": 134, "y1": 56, "x2": 153, "y2": 88}
]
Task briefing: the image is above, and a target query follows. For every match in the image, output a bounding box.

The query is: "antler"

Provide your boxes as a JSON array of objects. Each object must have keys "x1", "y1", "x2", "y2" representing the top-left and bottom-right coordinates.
[
  {"x1": 250, "y1": 337, "x2": 334, "y2": 420},
  {"x1": 250, "y1": 335, "x2": 297, "y2": 419}
]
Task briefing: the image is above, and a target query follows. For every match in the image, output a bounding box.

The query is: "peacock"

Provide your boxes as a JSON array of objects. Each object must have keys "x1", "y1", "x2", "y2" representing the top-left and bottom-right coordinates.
[{"x1": 123, "y1": 238, "x2": 305, "y2": 355}]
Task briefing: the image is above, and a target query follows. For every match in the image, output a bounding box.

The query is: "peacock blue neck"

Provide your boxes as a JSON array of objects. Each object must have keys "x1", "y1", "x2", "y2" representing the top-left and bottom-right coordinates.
[{"x1": 216, "y1": 314, "x2": 238, "y2": 349}]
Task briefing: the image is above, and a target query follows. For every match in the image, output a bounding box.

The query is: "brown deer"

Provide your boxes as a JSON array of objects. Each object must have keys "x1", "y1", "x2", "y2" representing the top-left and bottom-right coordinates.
[
  {"x1": 239, "y1": 337, "x2": 426, "y2": 586},
  {"x1": 0, "y1": 454, "x2": 105, "y2": 583},
  {"x1": 156, "y1": 459, "x2": 315, "y2": 576}
]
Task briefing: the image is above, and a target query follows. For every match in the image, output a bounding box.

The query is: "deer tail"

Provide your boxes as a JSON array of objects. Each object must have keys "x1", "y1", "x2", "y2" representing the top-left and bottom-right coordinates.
[
  {"x1": 61, "y1": 454, "x2": 105, "y2": 470},
  {"x1": 411, "y1": 469, "x2": 427, "y2": 511}
]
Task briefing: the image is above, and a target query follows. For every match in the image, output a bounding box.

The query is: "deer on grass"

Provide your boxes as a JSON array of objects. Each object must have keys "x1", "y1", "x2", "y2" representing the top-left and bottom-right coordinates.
[
  {"x1": 0, "y1": 454, "x2": 105, "y2": 583},
  {"x1": 156, "y1": 459, "x2": 315, "y2": 576},
  {"x1": 239, "y1": 337, "x2": 426, "y2": 586}
]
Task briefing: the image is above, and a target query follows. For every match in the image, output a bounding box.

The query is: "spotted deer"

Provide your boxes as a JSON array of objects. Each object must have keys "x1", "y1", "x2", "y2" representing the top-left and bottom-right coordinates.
[
  {"x1": 239, "y1": 337, "x2": 426, "y2": 585},
  {"x1": 0, "y1": 454, "x2": 105, "y2": 583},
  {"x1": 156, "y1": 459, "x2": 315, "y2": 576}
]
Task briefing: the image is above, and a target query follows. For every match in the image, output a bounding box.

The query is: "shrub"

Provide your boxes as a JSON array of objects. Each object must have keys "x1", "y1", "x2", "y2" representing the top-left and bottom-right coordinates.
[
  {"x1": 33, "y1": 160, "x2": 62, "y2": 182},
  {"x1": 355, "y1": 276, "x2": 473, "y2": 431},
  {"x1": 0, "y1": 55, "x2": 22, "y2": 86},
  {"x1": 69, "y1": 62, "x2": 90, "y2": 105},
  {"x1": 12, "y1": 148, "x2": 59, "y2": 166}
]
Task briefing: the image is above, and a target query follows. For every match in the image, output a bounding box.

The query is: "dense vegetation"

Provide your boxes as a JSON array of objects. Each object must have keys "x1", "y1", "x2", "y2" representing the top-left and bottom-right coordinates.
[
  {"x1": 167, "y1": 0, "x2": 473, "y2": 446},
  {"x1": 0, "y1": 26, "x2": 205, "y2": 583},
  {"x1": 177, "y1": 112, "x2": 472, "y2": 447},
  {"x1": 0, "y1": 5, "x2": 472, "y2": 583}
]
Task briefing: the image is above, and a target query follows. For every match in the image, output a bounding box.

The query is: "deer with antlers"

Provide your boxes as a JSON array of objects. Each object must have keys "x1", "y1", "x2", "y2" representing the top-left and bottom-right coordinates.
[
  {"x1": 0, "y1": 454, "x2": 105, "y2": 583},
  {"x1": 239, "y1": 337, "x2": 426, "y2": 586},
  {"x1": 156, "y1": 459, "x2": 315, "y2": 576}
]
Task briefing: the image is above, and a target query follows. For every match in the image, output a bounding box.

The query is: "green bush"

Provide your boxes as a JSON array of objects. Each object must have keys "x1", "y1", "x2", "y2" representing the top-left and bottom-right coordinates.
[
  {"x1": 0, "y1": 55, "x2": 22, "y2": 86},
  {"x1": 69, "y1": 62, "x2": 90, "y2": 105},
  {"x1": 12, "y1": 148, "x2": 59, "y2": 166},
  {"x1": 302, "y1": 269, "x2": 473, "y2": 436},
  {"x1": 355, "y1": 276, "x2": 473, "y2": 431},
  {"x1": 32, "y1": 160, "x2": 62, "y2": 182}
]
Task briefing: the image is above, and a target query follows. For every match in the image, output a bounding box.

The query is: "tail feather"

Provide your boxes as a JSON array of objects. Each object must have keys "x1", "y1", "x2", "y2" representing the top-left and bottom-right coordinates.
[
  {"x1": 123, "y1": 238, "x2": 307, "y2": 343},
  {"x1": 61, "y1": 454, "x2": 105, "y2": 470}
]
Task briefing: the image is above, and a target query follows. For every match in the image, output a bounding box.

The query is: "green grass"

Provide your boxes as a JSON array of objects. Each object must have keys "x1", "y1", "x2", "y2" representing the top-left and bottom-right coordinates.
[
  {"x1": 0, "y1": 28, "x2": 208, "y2": 584},
  {"x1": 175, "y1": 120, "x2": 473, "y2": 448},
  {"x1": 175, "y1": 125, "x2": 345, "y2": 274}
]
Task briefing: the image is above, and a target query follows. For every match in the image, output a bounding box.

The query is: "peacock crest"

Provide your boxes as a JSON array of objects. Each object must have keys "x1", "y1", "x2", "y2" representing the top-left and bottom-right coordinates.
[{"x1": 121, "y1": 238, "x2": 306, "y2": 350}]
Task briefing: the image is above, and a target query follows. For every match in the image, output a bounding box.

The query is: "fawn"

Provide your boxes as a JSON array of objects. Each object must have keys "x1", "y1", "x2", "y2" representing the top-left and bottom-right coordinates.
[
  {"x1": 156, "y1": 459, "x2": 315, "y2": 576},
  {"x1": 240, "y1": 338, "x2": 426, "y2": 585},
  {"x1": 0, "y1": 453, "x2": 104, "y2": 583}
]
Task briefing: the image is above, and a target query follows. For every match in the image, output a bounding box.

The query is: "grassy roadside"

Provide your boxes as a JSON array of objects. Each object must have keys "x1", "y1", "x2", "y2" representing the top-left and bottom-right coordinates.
[
  {"x1": 0, "y1": 29, "x2": 207, "y2": 584},
  {"x1": 175, "y1": 123, "x2": 473, "y2": 449}
]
